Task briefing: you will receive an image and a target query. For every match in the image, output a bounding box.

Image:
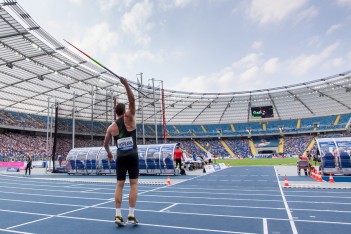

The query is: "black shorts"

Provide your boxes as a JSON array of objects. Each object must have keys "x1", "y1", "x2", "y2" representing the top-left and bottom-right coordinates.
[{"x1": 116, "y1": 153, "x2": 139, "y2": 181}]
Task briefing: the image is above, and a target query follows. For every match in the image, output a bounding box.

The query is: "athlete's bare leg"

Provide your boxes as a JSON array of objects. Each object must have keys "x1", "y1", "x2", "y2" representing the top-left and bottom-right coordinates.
[
  {"x1": 129, "y1": 178, "x2": 138, "y2": 208},
  {"x1": 115, "y1": 180, "x2": 125, "y2": 208}
]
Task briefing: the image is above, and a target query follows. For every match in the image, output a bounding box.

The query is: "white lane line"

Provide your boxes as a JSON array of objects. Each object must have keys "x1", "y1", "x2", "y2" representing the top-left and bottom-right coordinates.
[
  {"x1": 292, "y1": 208, "x2": 351, "y2": 213},
  {"x1": 274, "y1": 167, "x2": 298, "y2": 234},
  {"x1": 0, "y1": 190, "x2": 108, "y2": 201},
  {"x1": 59, "y1": 215, "x2": 256, "y2": 234},
  {"x1": 0, "y1": 197, "x2": 285, "y2": 211},
  {"x1": 0, "y1": 209, "x2": 52, "y2": 217},
  {"x1": 160, "y1": 203, "x2": 178, "y2": 212},
  {"x1": 152, "y1": 190, "x2": 281, "y2": 197},
  {"x1": 263, "y1": 218, "x2": 268, "y2": 234},
  {"x1": 285, "y1": 194, "x2": 351, "y2": 199},
  {"x1": 288, "y1": 200, "x2": 351, "y2": 205},
  {"x1": 0, "y1": 228, "x2": 34, "y2": 234},
  {"x1": 5, "y1": 217, "x2": 53, "y2": 230},
  {"x1": 140, "y1": 194, "x2": 283, "y2": 202},
  {"x1": 0, "y1": 198, "x2": 86, "y2": 208}
]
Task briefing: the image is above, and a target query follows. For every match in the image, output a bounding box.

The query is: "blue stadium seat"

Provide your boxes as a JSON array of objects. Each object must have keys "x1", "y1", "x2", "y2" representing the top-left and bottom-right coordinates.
[
  {"x1": 110, "y1": 160, "x2": 116, "y2": 170},
  {"x1": 76, "y1": 160, "x2": 85, "y2": 171},
  {"x1": 91, "y1": 159, "x2": 97, "y2": 170},
  {"x1": 339, "y1": 151, "x2": 351, "y2": 175},
  {"x1": 322, "y1": 152, "x2": 336, "y2": 168},
  {"x1": 146, "y1": 158, "x2": 156, "y2": 170},
  {"x1": 321, "y1": 152, "x2": 340, "y2": 175},
  {"x1": 139, "y1": 158, "x2": 147, "y2": 170},
  {"x1": 101, "y1": 159, "x2": 110, "y2": 170},
  {"x1": 165, "y1": 158, "x2": 174, "y2": 169}
]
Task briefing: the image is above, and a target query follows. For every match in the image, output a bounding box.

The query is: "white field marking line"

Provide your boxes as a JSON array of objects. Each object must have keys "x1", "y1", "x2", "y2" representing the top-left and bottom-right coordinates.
[
  {"x1": 5, "y1": 197, "x2": 116, "y2": 230},
  {"x1": 294, "y1": 219, "x2": 351, "y2": 225},
  {"x1": 274, "y1": 167, "x2": 298, "y2": 234},
  {"x1": 0, "y1": 198, "x2": 88, "y2": 208},
  {"x1": 0, "y1": 184, "x2": 149, "y2": 195},
  {"x1": 0, "y1": 208, "x2": 53, "y2": 217},
  {"x1": 81, "y1": 188, "x2": 103, "y2": 192},
  {"x1": 151, "y1": 190, "x2": 281, "y2": 197},
  {"x1": 138, "y1": 201, "x2": 286, "y2": 210},
  {"x1": 5, "y1": 217, "x2": 53, "y2": 230},
  {"x1": 0, "y1": 196, "x2": 285, "y2": 211},
  {"x1": 0, "y1": 179, "x2": 80, "y2": 188},
  {"x1": 285, "y1": 190, "x2": 351, "y2": 194},
  {"x1": 93, "y1": 206, "x2": 290, "y2": 221},
  {"x1": 58, "y1": 215, "x2": 257, "y2": 234},
  {"x1": 0, "y1": 190, "x2": 108, "y2": 201},
  {"x1": 160, "y1": 203, "x2": 178, "y2": 212},
  {"x1": 156, "y1": 184, "x2": 277, "y2": 189},
  {"x1": 0, "y1": 180, "x2": 102, "y2": 190},
  {"x1": 263, "y1": 218, "x2": 268, "y2": 234},
  {"x1": 287, "y1": 200, "x2": 351, "y2": 205},
  {"x1": 139, "y1": 194, "x2": 284, "y2": 203},
  {"x1": 2, "y1": 203, "x2": 342, "y2": 225},
  {"x1": 0, "y1": 184, "x2": 105, "y2": 194},
  {"x1": 165, "y1": 187, "x2": 280, "y2": 192},
  {"x1": 0, "y1": 228, "x2": 34, "y2": 234},
  {"x1": 0, "y1": 175, "x2": 77, "y2": 185},
  {"x1": 291, "y1": 208, "x2": 351, "y2": 214},
  {"x1": 285, "y1": 194, "x2": 351, "y2": 199}
]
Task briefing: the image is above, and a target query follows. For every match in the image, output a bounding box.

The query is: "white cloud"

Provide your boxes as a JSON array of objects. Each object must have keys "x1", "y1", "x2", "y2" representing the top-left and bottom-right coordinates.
[
  {"x1": 337, "y1": 0, "x2": 351, "y2": 6},
  {"x1": 176, "y1": 53, "x2": 263, "y2": 92},
  {"x1": 232, "y1": 53, "x2": 262, "y2": 69},
  {"x1": 307, "y1": 36, "x2": 321, "y2": 47},
  {"x1": 247, "y1": 0, "x2": 307, "y2": 25},
  {"x1": 158, "y1": 0, "x2": 194, "y2": 10},
  {"x1": 176, "y1": 65, "x2": 262, "y2": 93},
  {"x1": 251, "y1": 41, "x2": 262, "y2": 50},
  {"x1": 263, "y1": 57, "x2": 279, "y2": 74},
  {"x1": 69, "y1": 0, "x2": 82, "y2": 4},
  {"x1": 295, "y1": 6, "x2": 319, "y2": 24},
  {"x1": 123, "y1": 50, "x2": 164, "y2": 68},
  {"x1": 326, "y1": 24, "x2": 343, "y2": 35},
  {"x1": 321, "y1": 58, "x2": 344, "y2": 70},
  {"x1": 98, "y1": 0, "x2": 135, "y2": 12},
  {"x1": 288, "y1": 43, "x2": 340, "y2": 75},
  {"x1": 121, "y1": 0, "x2": 154, "y2": 46},
  {"x1": 74, "y1": 22, "x2": 118, "y2": 55}
]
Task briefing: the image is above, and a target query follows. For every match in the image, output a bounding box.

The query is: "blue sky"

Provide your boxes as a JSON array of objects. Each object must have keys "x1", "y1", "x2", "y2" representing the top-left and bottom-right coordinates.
[{"x1": 15, "y1": 0, "x2": 351, "y2": 93}]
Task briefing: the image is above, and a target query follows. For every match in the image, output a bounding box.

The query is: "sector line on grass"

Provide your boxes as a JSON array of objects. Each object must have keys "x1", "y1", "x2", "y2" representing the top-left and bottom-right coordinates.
[{"x1": 63, "y1": 39, "x2": 147, "y2": 98}]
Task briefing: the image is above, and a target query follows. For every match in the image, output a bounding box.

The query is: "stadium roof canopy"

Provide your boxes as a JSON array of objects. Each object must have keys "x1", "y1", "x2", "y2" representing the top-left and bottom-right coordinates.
[{"x1": 0, "y1": 0, "x2": 351, "y2": 125}]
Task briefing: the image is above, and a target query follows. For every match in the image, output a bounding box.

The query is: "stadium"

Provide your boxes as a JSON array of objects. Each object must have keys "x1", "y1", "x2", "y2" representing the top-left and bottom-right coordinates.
[{"x1": 0, "y1": 1, "x2": 351, "y2": 234}]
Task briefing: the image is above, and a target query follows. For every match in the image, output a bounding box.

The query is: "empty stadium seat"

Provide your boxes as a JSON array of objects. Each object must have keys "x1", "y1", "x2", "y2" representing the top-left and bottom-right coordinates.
[
  {"x1": 340, "y1": 151, "x2": 351, "y2": 175},
  {"x1": 321, "y1": 152, "x2": 339, "y2": 175}
]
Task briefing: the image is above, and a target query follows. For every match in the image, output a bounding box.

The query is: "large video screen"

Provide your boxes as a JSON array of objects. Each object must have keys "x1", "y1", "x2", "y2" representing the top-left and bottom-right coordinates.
[{"x1": 251, "y1": 106, "x2": 274, "y2": 119}]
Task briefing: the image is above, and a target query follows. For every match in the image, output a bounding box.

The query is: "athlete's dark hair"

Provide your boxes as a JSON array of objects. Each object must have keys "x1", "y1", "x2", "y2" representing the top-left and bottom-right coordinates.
[{"x1": 115, "y1": 103, "x2": 125, "y2": 116}]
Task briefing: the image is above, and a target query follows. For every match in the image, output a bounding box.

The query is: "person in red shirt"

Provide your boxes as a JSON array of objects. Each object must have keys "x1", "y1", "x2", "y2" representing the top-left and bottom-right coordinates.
[
  {"x1": 298, "y1": 153, "x2": 310, "y2": 176},
  {"x1": 174, "y1": 146, "x2": 183, "y2": 170}
]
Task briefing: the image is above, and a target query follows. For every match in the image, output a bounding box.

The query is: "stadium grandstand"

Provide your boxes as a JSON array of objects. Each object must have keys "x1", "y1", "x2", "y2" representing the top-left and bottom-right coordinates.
[{"x1": 0, "y1": 0, "x2": 351, "y2": 164}]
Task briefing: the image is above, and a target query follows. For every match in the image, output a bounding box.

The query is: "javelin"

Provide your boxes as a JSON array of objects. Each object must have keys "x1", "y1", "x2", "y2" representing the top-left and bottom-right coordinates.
[{"x1": 63, "y1": 39, "x2": 147, "y2": 97}]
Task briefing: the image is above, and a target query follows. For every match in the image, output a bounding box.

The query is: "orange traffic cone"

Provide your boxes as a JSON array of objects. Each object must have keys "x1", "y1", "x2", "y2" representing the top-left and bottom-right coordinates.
[
  {"x1": 167, "y1": 176, "x2": 171, "y2": 186},
  {"x1": 311, "y1": 171, "x2": 315, "y2": 180},
  {"x1": 329, "y1": 173, "x2": 335, "y2": 183},
  {"x1": 317, "y1": 171, "x2": 323, "y2": 182},
  {"x1": 284, "y1": 176, "x2": 289, "y2": 187}
]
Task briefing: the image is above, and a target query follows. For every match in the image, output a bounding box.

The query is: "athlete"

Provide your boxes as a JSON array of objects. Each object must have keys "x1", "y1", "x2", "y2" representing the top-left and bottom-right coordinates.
[
  {"x1": 104, "y1": 77, "x2": 139, "y2": 226},
  {"x1": 24, "y1": 154, "x2": 32, "y2": 176}
]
